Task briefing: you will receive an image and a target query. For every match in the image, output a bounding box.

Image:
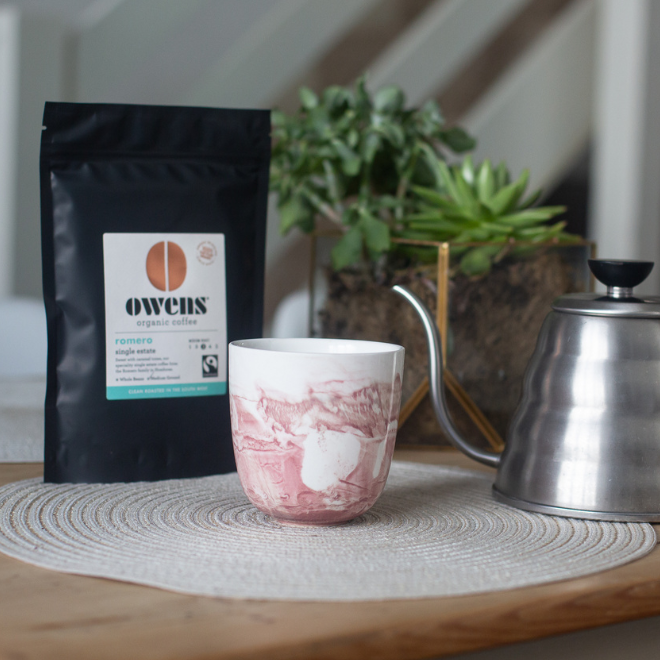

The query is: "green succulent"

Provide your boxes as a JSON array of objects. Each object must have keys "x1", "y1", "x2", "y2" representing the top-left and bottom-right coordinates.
[
  {"x1": 396, "y1": 156, "x2": 578, "y2": 276},
  {"x1": 270, "y1": 76, "x2": 475, "y2": 270}
]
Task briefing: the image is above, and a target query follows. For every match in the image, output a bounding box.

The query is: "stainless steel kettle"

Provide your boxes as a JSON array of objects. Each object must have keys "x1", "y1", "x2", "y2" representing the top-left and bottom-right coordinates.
[{"x1": 394, "y1": 259, "x2": 660, "y2": 522}]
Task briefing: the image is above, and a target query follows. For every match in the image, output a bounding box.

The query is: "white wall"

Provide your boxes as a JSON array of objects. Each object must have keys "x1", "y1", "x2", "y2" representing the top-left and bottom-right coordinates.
[
  {"x1": 0, "y1": 12, "x2": 65, "y2": 300},
  {"x1": 464, "y1": 0, "x2": 596, "y2": 194},
  {"x1": 75, "y1": 0, "x2": 381, "y2": 108},
  {"x1": 0, "y1": 7, "x2": 20, "y2": 298},
  {"x1": 75, "y1": 0, "x2": 269, "y2": 103},
  {"x1": 13, "y1": 17, "x2": 65, "y2": 297},
  {"x1": 589, "y1": 0, "x2": 660, "y2": 292},
  {"x1": 369, "y1": 0, "x2": 528, "y2": 104}
]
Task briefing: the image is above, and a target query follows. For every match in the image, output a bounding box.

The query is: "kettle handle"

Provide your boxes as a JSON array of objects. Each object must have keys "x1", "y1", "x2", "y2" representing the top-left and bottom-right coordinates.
[{"x1": 393, "y1": 285, "x2": 501, "y2": 468}]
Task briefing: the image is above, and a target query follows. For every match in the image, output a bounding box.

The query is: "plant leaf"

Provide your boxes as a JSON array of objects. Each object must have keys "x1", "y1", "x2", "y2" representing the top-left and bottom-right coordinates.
[
  {"x1": 516, "y1": 226, "x2": 555, "y2": 238},
  {"x1": 471, "y1": 227, "x2": 498, "y2": 241},
  {"x1": 271, "y1": 109, "x2": 287, "y2": 127},
  {"x1": 299, "y1": 87, "x2": 319, "y2": 110},
  {"x1": 278, "y1": 195, "x2": 313, "y2": 235},
  {"x1": 322, "y1": 85, "x2": 352, "y2": 113},
  {"x1": 347, "y1": 129, "x2": 359, "y2": 148},
  {"x1": 375, "y1": 195, "x2": 400, "y2": 209},
  {"x1": 452, "y1": 231, "x2": 476, "y2": 243},
  {"x1": 331, "y1": 138, "x2": 361, "y2": 176},
  {"x1": 486, "y1": 169, "x2": 529, "y2": 215},
  {"x1": 461, "y1": 155, "x2": 475, "y2": 186},
  {"x1": 412, "y1": 185, "x2": 455, "y2": 209},
  {"x1": 494, "y1": 161, "x2": 509, "y2": 189},
  {"x1": 460, "y1": 246, "x2": 499, "y2": 276},
  {"x1": 373, "y1": 85, "x2": 405, "y2": 114},
  {"x1": 439, "y1": 127, "x2": 476, "y2": 152},
  {"x1": 452, "y1": 166, "x2": 478, "y2": 210},
  {"x1": 322, "y1": 159, "x2": 342, "y2": 204},
  {"x1": 436, "y1": 160, "x2": 462, "y2": 202},
  {"x1": 355, "y1": 75, "x2": 370, "y2": 109},
  {"x1": 518, "y1": 188, "x2": 543, "y2": 209},
  {"x1": 420, "y1": 99, "x2": 444, "y2": 127},
  {"x1": 555, "y1": 232, "x2": 582, "y2": 243},
  {"x1": 404, "y1": 218, "x2": 466, "y2": 232},
  {"x1": 359, "y1": 212, "x2": 390, "y2": 253},
  {"x1": 498, "y1": 206, "x2": 565, "y2": 228},
  {"x1": 361, "y1": 132, "x2": 381, "y2": 164},
  {"x1": 377, "y1": 121, "x2": 406, "y2": 149},
  {"x1": 395, "y1": 229, "x2": 443, "y2": 242},
  {"x1": 331, "y1": 226, "x2": 363, "y2": 270},
  {"x1": 403, "y1": 211, "x2": 446, "y2": 222},
  {"x1": 529, "y1": 220, "x2": 566, "y2": 242},
  {"x1": 405, "y1": 211, "x2": 480, "y2": 229},
  {"x1": 415, "y1": 143, "x2": 444, "y2": 188},
  {"x1": 476, "y1": 159, "x2": 495, "y2": 202},
  {"x1": 482, "y1": 222, "x2": 512, "y2": 236}
]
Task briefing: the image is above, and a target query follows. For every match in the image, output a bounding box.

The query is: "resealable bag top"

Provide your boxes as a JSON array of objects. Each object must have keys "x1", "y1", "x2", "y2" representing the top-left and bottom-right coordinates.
[{"x1": 40, "y1": 102, "x2": 270, "y2": 483}]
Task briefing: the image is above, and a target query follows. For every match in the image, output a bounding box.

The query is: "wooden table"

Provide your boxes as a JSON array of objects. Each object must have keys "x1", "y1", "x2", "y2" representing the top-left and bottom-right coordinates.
[{"x1": 1, "y1": 450, "x2": 659, "y2": 660}]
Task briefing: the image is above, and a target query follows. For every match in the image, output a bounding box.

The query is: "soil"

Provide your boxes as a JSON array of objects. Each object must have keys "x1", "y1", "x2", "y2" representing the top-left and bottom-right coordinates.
[{"x1": 318, "y1": 249, "x2": 585, "y2": 447}]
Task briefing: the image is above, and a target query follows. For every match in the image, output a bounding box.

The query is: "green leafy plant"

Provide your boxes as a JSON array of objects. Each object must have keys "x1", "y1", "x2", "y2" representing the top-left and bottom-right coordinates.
[
  {"x1": 270, "y1": 76, "x2": 475, "y2": 270},
  {"x1": 396, "y1": 156, "x2": 578, "y2": 276}
]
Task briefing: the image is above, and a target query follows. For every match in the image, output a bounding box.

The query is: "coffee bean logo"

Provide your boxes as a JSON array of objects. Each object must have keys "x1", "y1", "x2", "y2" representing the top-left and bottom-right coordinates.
[{"x1": 146, "y1": 241, "x2": 187, "y2": 291}]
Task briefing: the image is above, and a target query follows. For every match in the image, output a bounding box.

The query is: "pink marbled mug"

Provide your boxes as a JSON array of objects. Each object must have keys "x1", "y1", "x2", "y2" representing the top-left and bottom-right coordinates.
[{"x1": 228, "y1": 338, "x2": 404, "y2": 525}]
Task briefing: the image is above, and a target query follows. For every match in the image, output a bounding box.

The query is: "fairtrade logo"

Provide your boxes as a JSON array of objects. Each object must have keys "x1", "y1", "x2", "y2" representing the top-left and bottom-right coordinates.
[
  {"x1": 202, "y1": 355, "x2": 219, "y2": 378},
  {"x1": 146, "y1": 241, "x2": 187, "y2": 292}
]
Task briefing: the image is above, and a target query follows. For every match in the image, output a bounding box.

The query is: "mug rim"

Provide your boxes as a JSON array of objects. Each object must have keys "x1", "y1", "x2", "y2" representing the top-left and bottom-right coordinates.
[{"x1": 230, "y1": 337, "x2": 404, "y2": 356}]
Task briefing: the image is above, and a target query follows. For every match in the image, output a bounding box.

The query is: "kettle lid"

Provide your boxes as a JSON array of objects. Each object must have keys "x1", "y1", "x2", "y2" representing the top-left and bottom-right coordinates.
[{"x1": 553, "y1": 259, "x2": 660, "y2": 317}]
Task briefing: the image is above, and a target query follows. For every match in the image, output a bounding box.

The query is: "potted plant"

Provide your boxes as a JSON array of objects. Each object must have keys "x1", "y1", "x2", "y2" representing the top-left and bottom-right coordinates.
[
  {"x1": 270, "y1": 75, "x2": 475, "y2": 269},
  {"x1": 270, "y1": 78, "x2": 591, "y2": 448},
  {"x1": 397, "y1": 156, "x2": 574, "y2": 274}
]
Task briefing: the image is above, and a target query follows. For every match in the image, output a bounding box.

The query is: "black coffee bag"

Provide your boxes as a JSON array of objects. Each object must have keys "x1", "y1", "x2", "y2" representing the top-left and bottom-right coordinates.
[{"x1": 40, "y1": 102, "x2": 270, "y2": 483}]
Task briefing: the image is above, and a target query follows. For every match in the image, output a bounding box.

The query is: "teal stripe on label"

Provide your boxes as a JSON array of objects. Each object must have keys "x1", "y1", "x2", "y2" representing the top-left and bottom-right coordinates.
[{"x1": 107, "y1": 382, "x2": 226, "y2": 400}]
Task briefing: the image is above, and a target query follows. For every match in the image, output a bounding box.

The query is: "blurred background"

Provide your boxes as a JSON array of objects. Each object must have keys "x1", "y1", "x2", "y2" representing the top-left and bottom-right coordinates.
[{"x1": 0, "y1": 0, "x2": 659, "y2": 333}]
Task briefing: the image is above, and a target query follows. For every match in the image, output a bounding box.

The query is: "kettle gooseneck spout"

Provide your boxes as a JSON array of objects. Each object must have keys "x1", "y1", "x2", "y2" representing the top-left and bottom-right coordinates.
[{"x1": 393, "y1": 285, "x2": 501, "y2": 468}]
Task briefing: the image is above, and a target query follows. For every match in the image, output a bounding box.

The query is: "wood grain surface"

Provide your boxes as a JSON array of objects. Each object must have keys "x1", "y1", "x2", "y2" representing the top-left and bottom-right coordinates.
[{"x1": 0, "y1": 451, "x2": 659, "y2": 660}]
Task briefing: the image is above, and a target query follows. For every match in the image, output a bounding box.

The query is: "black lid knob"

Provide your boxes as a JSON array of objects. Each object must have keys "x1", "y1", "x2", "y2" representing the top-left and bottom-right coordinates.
[{"x1": 588, "y1": 259, "x2": 654, "y2": 290}]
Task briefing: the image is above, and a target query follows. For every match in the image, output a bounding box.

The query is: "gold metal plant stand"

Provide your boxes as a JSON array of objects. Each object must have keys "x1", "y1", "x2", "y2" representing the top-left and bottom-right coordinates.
[{"x1": 393, "y1": 240, "x2": 505, "y2": 452}]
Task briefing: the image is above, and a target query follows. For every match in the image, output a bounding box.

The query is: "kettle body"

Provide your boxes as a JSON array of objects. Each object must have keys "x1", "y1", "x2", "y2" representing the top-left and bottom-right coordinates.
[
  {"x1": 495, "y1": 310, "x2": 660, "y2": 520},
  {"x1": 394, "y1": 259, "x2": 660, "y2": 522}
]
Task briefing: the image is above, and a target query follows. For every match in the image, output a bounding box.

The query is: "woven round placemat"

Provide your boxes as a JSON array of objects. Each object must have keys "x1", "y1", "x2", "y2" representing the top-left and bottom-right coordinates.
[{"x1": 0, "y1": 461, "x2": 655, "y2": 601}]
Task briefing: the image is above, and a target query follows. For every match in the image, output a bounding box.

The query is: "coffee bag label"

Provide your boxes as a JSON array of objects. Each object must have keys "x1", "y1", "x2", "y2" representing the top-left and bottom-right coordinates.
[{"x1": 103, "y1": 233, "x2": 227, "y2": 400}]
